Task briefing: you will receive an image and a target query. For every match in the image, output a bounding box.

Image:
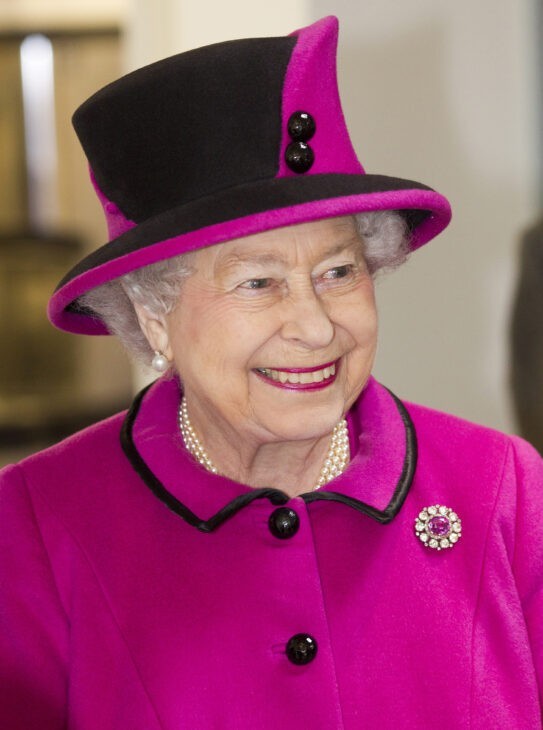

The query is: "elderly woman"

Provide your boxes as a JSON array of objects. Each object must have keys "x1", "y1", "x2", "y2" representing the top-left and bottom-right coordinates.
[{"x1": 1, "y1": 16, "x2": 542, "y2": 730}]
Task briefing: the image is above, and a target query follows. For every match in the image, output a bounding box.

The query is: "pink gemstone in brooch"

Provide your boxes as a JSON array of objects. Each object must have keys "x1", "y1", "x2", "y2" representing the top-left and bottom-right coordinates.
[{"x1": 414, "y1": 505, "x2": 462, "y2": 550}]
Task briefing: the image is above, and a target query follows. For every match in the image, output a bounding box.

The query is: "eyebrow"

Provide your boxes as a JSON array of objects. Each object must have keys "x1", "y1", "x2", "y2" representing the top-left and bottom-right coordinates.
[{"x1": 220, "y1": 252, "x2": 286, "y2": 267}]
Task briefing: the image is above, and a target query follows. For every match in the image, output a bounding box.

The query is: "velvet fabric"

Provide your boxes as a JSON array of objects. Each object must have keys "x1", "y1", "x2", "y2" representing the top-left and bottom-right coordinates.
[
  {"x1": 1, "y1": 377, "x2": 542, "y2": 728},
  {"x1": 74, "y1": 37, "x2": 296, "y2": 222},
  {"x1": 47, "y1": 16, "x2": 452, "y2": 335}
]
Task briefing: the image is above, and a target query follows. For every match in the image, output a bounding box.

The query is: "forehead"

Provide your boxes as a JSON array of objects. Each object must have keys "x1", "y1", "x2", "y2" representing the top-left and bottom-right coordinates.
[{"x1": 203, "y1": 216, "x2": 361, "y2": 270}]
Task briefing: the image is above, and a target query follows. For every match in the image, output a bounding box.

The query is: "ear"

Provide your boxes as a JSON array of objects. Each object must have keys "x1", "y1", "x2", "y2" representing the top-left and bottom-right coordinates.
[{"x1": 133, "y1": 302, "x2": 174, "y2": 361}]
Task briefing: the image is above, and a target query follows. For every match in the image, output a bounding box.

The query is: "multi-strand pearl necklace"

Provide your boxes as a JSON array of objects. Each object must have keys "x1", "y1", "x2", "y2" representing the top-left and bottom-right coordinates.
[
  {"x1": 178, "y1": 396, "x2": 350, "y2": 490},
  {"x1": 178, "y1": 397, "x2": 218, "y2": 474}
]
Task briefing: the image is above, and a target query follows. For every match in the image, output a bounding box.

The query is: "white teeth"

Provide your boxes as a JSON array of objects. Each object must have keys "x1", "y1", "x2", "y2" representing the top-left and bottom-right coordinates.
[{"x1": 258, "y1": 364, "x2": 337, "y2": 384}]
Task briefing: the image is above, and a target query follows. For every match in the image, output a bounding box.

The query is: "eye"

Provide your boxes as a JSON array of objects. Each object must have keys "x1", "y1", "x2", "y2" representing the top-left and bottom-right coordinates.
[
  {"x1": 238, "y1": 278, "x2": 273, "y2": 290},
  {"x1": 321, "y1": 264, "x2": 354, "y2": 280}
]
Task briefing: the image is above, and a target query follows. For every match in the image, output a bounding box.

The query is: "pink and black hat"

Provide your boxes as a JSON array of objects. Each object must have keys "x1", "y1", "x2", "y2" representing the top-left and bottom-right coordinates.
[{"x1": 48, "y1": 15, "x2": 451, "y2": 335}]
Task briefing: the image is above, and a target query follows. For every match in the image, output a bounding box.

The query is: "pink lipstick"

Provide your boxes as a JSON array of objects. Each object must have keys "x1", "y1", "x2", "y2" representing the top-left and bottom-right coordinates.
[{"x1": 253, "y1": 360, "x2": 339, "y2": 391}]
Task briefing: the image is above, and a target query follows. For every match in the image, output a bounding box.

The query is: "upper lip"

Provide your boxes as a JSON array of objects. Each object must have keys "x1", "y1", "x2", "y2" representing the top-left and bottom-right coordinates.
[{"x1": 254, "y1": 359, "x2": 338, "y2": 374}]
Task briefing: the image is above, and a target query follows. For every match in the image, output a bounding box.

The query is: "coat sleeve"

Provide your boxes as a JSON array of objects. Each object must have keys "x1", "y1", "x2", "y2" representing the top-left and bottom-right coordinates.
[
  {"x1": 0, "y1": 464, "x2": 69, "y2": 729},
  {"x1": 510, "y1": 436, "x2": 543, "y2": 703}
]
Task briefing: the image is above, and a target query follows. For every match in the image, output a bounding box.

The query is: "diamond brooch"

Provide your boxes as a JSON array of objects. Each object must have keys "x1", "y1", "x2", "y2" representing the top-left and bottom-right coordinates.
[{"x1": 415, "y1": 505, "x2": 462, "y2": 550}]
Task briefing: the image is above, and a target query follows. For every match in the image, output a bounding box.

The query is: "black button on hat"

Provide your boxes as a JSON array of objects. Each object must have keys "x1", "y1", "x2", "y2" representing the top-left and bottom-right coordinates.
[
  {"x1": 287, "y1": 111, "x2": 316, "y2": 142},
  {"x1": 285, "y1": 141, "x2": 314, "y2": 173},
  {"x1": 286, "y1": 634, "x2": 318, "y2": 665},
  {"x1": 268, "y1": 507, "x2": 300, "y2": 539}
]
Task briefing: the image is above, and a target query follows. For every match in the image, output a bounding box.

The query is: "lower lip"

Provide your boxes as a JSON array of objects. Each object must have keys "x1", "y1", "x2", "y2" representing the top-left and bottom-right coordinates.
[{"x1": 253, "y1": 361, "x2": 340, "y2": 391}]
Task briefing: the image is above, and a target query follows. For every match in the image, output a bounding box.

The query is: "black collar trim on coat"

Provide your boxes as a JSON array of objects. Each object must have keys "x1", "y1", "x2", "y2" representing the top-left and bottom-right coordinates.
[{"x1": 120, "y1": 385, "x2": 417, "y2": 532}]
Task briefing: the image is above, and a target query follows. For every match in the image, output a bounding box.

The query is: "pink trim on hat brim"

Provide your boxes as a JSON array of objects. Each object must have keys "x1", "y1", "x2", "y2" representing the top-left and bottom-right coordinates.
[
  {"x1": 48, "y1": 187, "x2": 451, "y2": 335},
  {"x1": 278, "y1": 16, "x2": 363, "y2": 178}
]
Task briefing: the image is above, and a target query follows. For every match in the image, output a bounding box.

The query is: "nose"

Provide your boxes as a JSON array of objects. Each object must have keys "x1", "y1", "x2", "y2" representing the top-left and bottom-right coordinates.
[{"x1": 280, "y1": 285, "x2": 334, "y2": 349}]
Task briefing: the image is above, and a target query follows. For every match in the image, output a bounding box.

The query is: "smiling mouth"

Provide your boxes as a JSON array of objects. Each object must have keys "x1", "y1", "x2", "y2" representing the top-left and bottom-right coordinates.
[{"x1": 253, "y1": 360, "x2": 339, "y2": 390}]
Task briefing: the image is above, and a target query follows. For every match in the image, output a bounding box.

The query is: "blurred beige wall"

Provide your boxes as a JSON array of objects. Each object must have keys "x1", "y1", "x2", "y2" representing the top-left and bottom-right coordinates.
[
  {"x1": 124, "y1": 0, "x2": 310, "y2": 67},
  {"x1": 0, "y1": 0, "x2": 127, "y2": 30}
]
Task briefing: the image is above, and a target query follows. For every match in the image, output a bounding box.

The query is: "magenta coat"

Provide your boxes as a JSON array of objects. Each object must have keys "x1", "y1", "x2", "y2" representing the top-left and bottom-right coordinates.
[{"x1": 1, "y1": 376, "x2": 542, "y2": 729}]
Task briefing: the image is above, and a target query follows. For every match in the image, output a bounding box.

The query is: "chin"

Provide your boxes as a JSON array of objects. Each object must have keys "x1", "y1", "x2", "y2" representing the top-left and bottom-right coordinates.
[{"x1": 260, "y1": 403, "x2": 346, "y2": 444}]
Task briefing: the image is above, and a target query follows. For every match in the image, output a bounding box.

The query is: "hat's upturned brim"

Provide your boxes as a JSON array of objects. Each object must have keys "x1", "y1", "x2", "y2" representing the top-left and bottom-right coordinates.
[{"x1": 48, "y1": 173, "x2": 451, "y2": 334}]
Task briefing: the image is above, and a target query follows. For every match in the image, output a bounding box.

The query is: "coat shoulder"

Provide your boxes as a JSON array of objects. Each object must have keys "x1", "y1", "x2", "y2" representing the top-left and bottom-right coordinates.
[
  {"x1": 0, "y1": 410, "x2": 129, "y2": 502},
  {"x1": 403, "y1": 398, "x2": 542, "y2": 483},
  {"x1": 405, "y1": 399, "x2": 512, "y2": 449}
]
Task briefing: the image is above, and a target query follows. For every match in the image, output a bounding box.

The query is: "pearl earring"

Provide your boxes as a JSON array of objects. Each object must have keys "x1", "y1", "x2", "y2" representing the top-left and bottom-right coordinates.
[{"x1": 151, "y1": 350, "x2": 170, "y2": 373}]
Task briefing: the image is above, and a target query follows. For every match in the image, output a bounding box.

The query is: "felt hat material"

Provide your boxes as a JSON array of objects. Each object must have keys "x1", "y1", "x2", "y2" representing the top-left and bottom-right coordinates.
[{"x1": 48, "y1": 16, "x2": 451, "y2": 335}]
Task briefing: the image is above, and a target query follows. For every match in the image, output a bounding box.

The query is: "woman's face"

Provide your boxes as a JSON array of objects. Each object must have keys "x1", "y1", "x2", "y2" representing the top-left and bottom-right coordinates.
[{"x1": 162, "y1": 216, "x2": 377, "y2": 446}]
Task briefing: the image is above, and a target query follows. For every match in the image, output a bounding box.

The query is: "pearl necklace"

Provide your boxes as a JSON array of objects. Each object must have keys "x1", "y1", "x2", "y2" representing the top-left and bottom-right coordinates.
[
  {"x1": 178, "y1": 396, "x2": 350, "y2": 490},
  {"x1": 179, "y1": 397, "x2": 218, "y2": 474}
]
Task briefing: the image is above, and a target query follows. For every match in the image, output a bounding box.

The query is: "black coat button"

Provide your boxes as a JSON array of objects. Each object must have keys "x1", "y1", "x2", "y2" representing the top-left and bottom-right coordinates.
[
  {"x1": 285, "y1": 141, "x2": 314, "y2": 173},
  {"x1": 286, "y1": 634, "x2": 318, "y2": 665},
  {"x1": 268, "y1": 507, "x2": 299, "y2": 539},
  {"x1": 287, "y1": 111, "x2": 316, "y2": 142}
]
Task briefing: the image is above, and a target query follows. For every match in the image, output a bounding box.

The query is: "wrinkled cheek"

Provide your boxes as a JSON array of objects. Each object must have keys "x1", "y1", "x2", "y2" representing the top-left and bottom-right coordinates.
[
  {"x1": 345, "y1": 324, "x2": 378, "y2": 393},
  {"x1": 361, "y1": 309, "x2": 378, "y2": 355}
]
